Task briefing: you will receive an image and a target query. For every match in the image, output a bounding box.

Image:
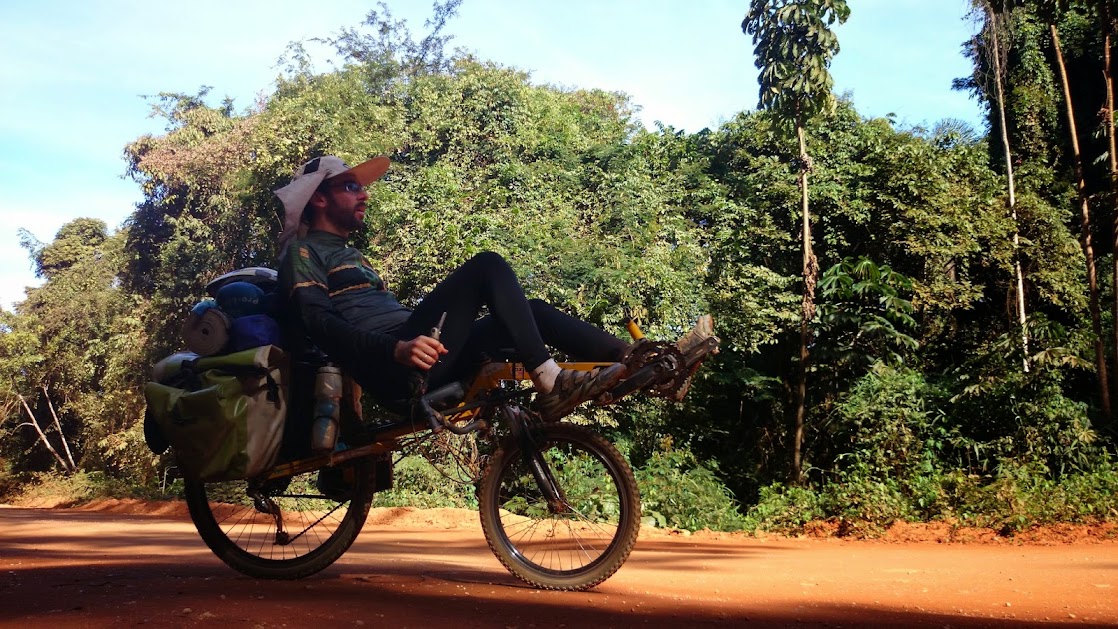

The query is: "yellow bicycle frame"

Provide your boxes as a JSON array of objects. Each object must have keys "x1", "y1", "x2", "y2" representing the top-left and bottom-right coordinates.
[{"x1": 266, "y1": 318, "x2": 646, "y2": 479}]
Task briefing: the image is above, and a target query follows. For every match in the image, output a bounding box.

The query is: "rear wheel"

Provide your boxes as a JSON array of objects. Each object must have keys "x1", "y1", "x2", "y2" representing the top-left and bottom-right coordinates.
[
  {"x1": 184, "y1": 457, "x2": 375, "y2": 579},
  {"x1": 478, "y1": 422, "x2": 641, "y2": 591}
]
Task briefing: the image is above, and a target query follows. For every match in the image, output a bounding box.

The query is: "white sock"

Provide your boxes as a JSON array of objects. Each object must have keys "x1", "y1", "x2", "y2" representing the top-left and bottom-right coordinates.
[{"x1": 532, "y1": 359, "x2": 561, "y2": 393}]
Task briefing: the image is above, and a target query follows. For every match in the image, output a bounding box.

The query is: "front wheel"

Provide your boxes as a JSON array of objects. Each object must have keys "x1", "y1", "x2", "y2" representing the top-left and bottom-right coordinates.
[
  {"x1": 478, "y1": 422, "x2": 641, "y2": 591},
  {"x1": 184, "y1": 457, "x2": 375, "y2": 580}
]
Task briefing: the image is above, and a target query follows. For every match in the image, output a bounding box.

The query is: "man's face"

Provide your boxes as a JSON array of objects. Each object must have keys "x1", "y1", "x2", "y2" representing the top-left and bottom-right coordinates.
[{"x1": 316, "y1": 175, "x2": 369, "y2": 235}]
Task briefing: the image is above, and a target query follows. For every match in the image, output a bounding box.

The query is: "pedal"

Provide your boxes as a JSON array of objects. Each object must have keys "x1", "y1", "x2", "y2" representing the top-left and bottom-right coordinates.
[
  {"x1": 598, "y1": 345, "x2": 680, "y2": 404},
  {"x1": 604, "y1": 317, "x2": 720, "y2": 403},
  {"x1": 671, "y1": 336, "x2": 720, "y2": 401}
]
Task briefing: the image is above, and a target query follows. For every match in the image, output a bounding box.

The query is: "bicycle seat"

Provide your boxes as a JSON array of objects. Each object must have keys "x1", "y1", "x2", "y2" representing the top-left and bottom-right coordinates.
[
  {"x1": 373, "y1": 378, "x2": 467, "y2": 431},
  {"x1": 487, "y1": 347, "x2": 519, "y2": 361}
]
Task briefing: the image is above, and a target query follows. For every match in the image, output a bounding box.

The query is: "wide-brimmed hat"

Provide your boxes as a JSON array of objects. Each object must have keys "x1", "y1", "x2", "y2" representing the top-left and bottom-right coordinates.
[{"x1": 274, "y1": 155, "x2": 390, "y2": 245}]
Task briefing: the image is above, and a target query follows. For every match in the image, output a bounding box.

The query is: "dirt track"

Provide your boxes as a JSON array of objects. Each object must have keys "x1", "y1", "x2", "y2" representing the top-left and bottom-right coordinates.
[{"x1": 2, "y1": 502, "x2": 1117, "y2": 628}]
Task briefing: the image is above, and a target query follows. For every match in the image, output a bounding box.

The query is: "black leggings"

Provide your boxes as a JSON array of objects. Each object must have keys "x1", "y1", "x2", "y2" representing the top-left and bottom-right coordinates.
[{"x1": 358, "y1": 252, "x2": 628, "y2": 401}]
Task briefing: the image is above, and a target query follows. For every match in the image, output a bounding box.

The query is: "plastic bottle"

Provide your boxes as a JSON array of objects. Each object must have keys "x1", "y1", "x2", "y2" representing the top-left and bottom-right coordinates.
[{"x1": 311, "y1": 366, "x2": 343, "y2": 452}]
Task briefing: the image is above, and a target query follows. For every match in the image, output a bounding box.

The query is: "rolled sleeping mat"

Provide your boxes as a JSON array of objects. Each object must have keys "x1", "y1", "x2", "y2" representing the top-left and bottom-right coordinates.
[{"x1": 182, "y1": 305, "x2": 232, "y2": 356}]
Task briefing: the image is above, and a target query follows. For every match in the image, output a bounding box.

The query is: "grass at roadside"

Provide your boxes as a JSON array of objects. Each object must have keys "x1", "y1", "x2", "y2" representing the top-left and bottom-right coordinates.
[{"x1": 6, "y1": 455, "x2": 1117, "y2": 541}]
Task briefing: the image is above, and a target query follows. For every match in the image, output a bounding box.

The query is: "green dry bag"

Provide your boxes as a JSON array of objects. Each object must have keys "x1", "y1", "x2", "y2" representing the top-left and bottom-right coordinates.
[{"x1": 144, "y1": 345, "x2": 287, "y2": 481}]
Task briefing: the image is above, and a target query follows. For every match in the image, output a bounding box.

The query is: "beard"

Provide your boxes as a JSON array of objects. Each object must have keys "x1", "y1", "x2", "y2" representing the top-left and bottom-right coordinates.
[{"x1": 324, "y1": 200, "x2": 366, "y2": 232}]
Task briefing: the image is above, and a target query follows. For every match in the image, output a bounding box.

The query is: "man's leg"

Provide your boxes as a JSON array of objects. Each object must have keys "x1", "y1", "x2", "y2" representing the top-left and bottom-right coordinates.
[
  {"x1": 396, "y1": 251, "x2": 552, "y2": 387},
  {"x1": 445, "y1": 299, "x2": 627, "y2": 378},
  {"x1": 528, "y1": 299, "x2": 629, "y2": 362},
  {"x1": 395, "y1": 252, "x2": 624, "y2": 420}
]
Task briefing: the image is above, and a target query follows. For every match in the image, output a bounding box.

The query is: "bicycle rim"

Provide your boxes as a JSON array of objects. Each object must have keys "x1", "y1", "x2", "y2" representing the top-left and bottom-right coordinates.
[
  {"x1": 479, "y1": 422, "x2": 640, "y2": 590},
  {"x1": 184, "y1": 457, "x2": 374, "y2": 580}
]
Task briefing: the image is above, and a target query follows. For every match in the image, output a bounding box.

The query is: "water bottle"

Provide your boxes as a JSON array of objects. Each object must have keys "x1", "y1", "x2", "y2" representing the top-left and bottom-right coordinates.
[{"x1": 311, "y1": 366, "x2": 343, "y2": 452}]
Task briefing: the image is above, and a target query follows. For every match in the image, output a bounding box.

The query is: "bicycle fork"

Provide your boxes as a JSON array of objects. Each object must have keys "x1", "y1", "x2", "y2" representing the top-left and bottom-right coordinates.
[{"x1": 501, "y1": 405, "x2": 570, "y2": 514}]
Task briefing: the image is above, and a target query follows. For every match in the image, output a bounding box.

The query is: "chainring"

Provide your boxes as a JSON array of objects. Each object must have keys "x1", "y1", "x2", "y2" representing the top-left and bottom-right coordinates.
[{"x1": 621, "y1": 340, "x2": 689, "y2": 398}]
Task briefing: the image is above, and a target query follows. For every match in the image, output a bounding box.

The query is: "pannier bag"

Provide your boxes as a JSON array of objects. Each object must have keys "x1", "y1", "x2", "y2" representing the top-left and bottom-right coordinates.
[{"x1": 144, "y1": 345, "x2": 288, "y2": 481}]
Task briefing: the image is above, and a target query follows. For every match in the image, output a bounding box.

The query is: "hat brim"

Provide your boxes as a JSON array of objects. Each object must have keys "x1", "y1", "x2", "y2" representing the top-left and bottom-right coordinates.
[{"x1": 342, "y1": 156, "x2": 390, "y2": 186}]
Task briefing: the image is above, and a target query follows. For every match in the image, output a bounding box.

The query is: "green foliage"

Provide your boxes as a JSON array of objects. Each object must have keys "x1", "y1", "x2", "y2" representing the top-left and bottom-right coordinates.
[
  {"x1": 804, "y1": 367, "x2": 954, "y2": 531},
  {"x1": 949, "y1": 365, "x2": 1099, "y2": 475},
  {"x1": 744, "y1": 459, "x2": 1118, "y2": 536},
  {"x1": 313, "y1": 0, "x2": 463, "y2": 92},
  {"x1": 742, "y1": 0, "x2": 851, "y2": 120},
  {"x1": 0, "y1": 458, "x2": 24, "y2": 499},
  {"x1": 739, "y1": 363, "x2": 1113, "y2": 535},
  {"x1": 2, "y1": 221, "x2": 150, "y2": 481},
  {"x1": 944, "y1": 458, "x2": 1118, "y2": 532},
  {"x1": 825, "y1": 366, "x2": 942, "y2": 477},
  {"x1": 820, "y1": 472, "x2": 913, "y2": 536},
  {"x1": 742, "y1": 483, "x2": 824, "y2": 532},
  {"x1": 19, "y1": 218, "x2": 109, "y2": 280},
  {"x1": 373, "y1": 455, "x2": 477, "y2": 509},
  {"x1": 8, "y1": 470, "x2": 141, "y2": 504},
  {"x1": 816, "y1": 257, "x2": 918, "y2": 371},
  {"x1": 2, "y1": 0, "x2": 1116, "y2": 537},
  {"x1": 634, "y1": 445, "x2": 746, "y2": 532}
]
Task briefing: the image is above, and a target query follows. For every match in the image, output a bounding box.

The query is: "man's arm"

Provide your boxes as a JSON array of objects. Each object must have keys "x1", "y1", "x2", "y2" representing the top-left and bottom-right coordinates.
[{"x1": 280, "y1": 242, "x2": 400, "y2": 367}]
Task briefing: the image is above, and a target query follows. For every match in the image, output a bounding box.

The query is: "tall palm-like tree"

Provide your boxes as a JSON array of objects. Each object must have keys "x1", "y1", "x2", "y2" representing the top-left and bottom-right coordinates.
[
  {"x1": 1098, "y1": 0, "x2": 1118, "y2": 416},
  {"x1": 976, "y1": 0, "x2": 1031, "y2": 373},
  {"x1": 742, "y1": 0, "x2": 849, "y2": 483}
]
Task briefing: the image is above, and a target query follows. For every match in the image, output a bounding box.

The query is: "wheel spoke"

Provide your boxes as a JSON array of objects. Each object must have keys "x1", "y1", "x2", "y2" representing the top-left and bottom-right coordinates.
[
  {"x1": 479, "y1": 423, "x2": 640, "y2": 590},
  {"x1": 185, "y1": 459, "x2": 374, "y2": 579}
]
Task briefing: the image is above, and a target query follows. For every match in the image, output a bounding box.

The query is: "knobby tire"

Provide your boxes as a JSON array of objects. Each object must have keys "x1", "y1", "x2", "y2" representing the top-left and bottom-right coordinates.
[
  {"x1": 184, "y1": 457, "x2": 375, "y2": 580},
  {"x1": 478, "y1": 422, "x2": 641, "y2": 591}
]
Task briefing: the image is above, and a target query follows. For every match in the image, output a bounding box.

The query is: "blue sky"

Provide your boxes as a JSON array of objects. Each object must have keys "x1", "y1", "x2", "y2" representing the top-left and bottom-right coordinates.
[{"x1": 0, "y1": 0, "x2": 982, "y2": 311}]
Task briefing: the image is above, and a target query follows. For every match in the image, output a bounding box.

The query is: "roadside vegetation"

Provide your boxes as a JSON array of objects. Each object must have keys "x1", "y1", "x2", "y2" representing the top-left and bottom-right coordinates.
[{"x1": 4, "y1": 1, "x2": 1118, "y2": 536}]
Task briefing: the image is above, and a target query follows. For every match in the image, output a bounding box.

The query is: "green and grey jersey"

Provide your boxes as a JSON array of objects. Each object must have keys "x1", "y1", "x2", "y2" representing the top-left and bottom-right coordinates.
[{"x1": 278, "y1": 230, "x2": 410, "y2": 368}]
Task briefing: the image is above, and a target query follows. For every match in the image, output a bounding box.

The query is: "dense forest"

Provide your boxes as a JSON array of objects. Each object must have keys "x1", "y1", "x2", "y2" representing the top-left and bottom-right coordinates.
[{"x1": 3, "y1": 0, "x2": 1118, "y2": 533}]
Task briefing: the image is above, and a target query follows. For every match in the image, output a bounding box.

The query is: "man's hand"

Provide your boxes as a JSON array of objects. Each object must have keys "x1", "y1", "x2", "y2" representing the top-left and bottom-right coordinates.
[{"x1": 394, "y1": 335, "x2": 448, "y2": 370}]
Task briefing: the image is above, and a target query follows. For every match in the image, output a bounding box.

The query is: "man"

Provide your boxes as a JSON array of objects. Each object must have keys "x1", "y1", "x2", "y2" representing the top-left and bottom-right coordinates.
[{"x1": 275, "y1": 155, "x2": 628, "y2": 421}]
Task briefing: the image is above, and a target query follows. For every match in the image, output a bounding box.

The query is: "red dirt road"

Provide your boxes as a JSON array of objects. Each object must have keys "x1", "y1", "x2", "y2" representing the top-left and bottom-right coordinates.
[{"x1": 2, "y1": 502, "x2": 1117, "y2": 628}]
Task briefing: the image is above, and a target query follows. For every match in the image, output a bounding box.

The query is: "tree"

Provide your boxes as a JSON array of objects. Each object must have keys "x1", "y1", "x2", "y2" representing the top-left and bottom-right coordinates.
[
  {"x1": 313, "y1": 0, "x2": 463, "y2": 93},
  {"x1": 1034, "y1": 0, "x2": 1111, "y2": 418},
  {"x1": 18, "y1": 218, "x2": 109, "y2": 280},
  {"x1": 3, "y1": 221, "x2": 149, "y2": 479},
  {"x1": 975, "y1": 0, "x2": 1033, "y2": 373},
  {"x1": 742, "y1": 0, "x2": 849, "y2": 483},
  {"x1": 0, "y1": 311, "x2": 76, "y2": 475},
  {"x1": 815, "y1": 257, "x2": 918, "y2": 375},
  {"x1": 1092, "y1": 0, "x2": 1118, "y2": 424}
]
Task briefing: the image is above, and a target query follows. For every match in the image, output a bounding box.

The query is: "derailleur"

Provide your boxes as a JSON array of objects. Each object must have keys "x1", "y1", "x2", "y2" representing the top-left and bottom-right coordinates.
[{"x1": 247, "y1": 479, "x2": 291, "y2": 545}]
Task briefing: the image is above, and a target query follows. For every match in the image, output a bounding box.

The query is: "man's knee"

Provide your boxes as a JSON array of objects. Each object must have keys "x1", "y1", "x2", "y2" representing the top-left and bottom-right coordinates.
[
  {"x1": 528, "y1": 298, "x2": 554, "y2": 313},
  {"x1": 468, "y1": 251, "x2": 508, "y2": 268},
  {"x1": 463, "y1": 251, "x2": 514, "y2": 278}
]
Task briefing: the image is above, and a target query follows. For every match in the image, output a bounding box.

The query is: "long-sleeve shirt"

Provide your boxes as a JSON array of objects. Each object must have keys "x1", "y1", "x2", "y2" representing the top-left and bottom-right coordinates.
[{"x1": 277, "y1": 230, "x2": 410, "y2": 369}]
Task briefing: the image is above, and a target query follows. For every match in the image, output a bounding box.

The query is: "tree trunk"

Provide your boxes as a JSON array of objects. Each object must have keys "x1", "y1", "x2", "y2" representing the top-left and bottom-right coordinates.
[
  {"x1": 17, "y1": 394, "x2": 76, "y2": 474},
  {"x1": 1051, "y1": 23, "x2": 1111, "y2": 420},
  {"x1": 790, "y1": 114, "x2": 816, "y2": 486},
  {"x1": 987, "y1": 4, "x2": 1030, "y2": 372},
  {"x1": 42, "y1": 385, "x2": 77, "y2": 471},
  {"x1": 1104, "y1": 10, "x2": 1118, "y2": 414}
]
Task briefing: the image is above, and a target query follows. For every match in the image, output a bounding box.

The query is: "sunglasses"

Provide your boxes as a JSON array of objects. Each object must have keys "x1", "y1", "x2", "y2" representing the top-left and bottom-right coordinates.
[{"x1": 327, "y1": 180, "x2": 365, "y2": 194}]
